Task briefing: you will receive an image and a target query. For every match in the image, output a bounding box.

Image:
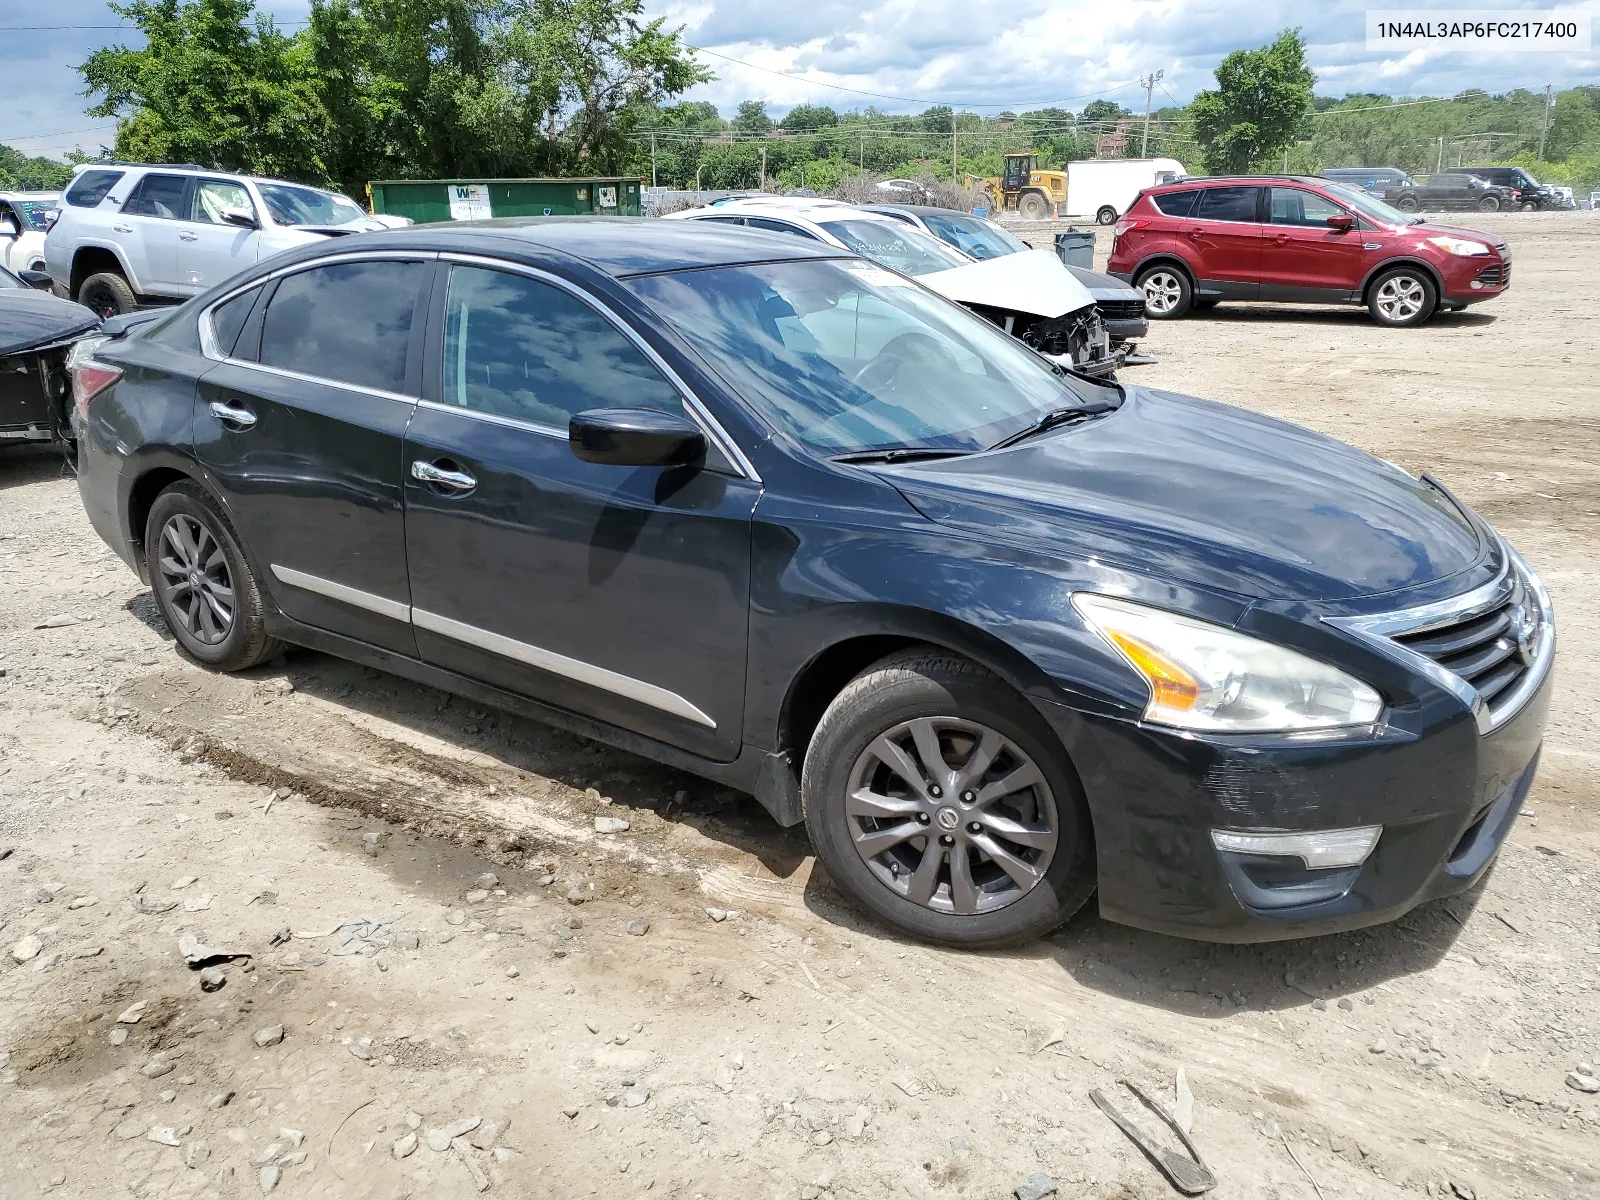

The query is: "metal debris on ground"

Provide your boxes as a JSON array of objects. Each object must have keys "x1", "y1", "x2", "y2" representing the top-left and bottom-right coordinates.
[
  {"x1": 1090, "y1": 1080, "x2": 1217, "y2": 1195},
  {"x1": 177, "y1": 934, "x2": 250, "y2": 967},
  {"x1": 331, "y1": 913, "x2": 403, "y2": 956}
]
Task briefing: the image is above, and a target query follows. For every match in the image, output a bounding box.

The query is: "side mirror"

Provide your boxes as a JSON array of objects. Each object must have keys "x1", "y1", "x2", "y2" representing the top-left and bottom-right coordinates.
[
  {"x1": 1325, "y1": 214, "x2": 1355, "y2": 231},
  {"x1": 569, "y1": 408, "x2": 706, "y2": 467},
  {"x1": 19, "y1": 269, "x2": 54, "y2": 291},
  {"x1": 220, "y1": 208, "x2": 259, "y2": 229}
]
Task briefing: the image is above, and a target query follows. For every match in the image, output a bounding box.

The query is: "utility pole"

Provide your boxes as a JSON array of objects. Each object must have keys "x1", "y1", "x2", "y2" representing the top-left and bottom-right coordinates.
[
  {"x1": 1537, "y1": 83, "x2": 1553, "y2": 160},
  {"x1": 859, "y1": 133, "x2": 864, "y2": 170},
  {"x1": 650, "y1": 134, "x2": 657, "y2": 188},
  {"x1": 1139, "y1": 70, "x2": 1163, "y2": 157},
  {"x1": 759, "y1": 147, "x2": 767, "y2": 192},
  {"x1": 952, "y1": 110, "x2": 958, "y2": 183},
  {"x1": 1436, "y1": 135, "x2": 1444, "y2": 172}
]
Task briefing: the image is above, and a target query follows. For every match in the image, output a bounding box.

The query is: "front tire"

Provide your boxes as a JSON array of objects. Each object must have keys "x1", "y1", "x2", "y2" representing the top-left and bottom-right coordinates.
[
  {"x1": 145, "y1": 482, "x2": 285, "y2": 671},
  {"x1": 802, "y1": 651, "x2": 1095, "y2": 948},
  {"x1": 1477, "y1": 195, "x2": 1501, "y2": 212},
  {"x1": 1135, "y1": 264, "x2": 1192, "y2": 318},
  {"x1": 1019, "y1": 191, "x2": 1050, "y2": 219},
  {"x1": 1395, "y1": 195, "x2": 1420, "y2": 213},
  {"x1": 78, "y1": 272, "x2": 135, "y2": 319},
  {"x1": 1367, "y1": 266, "x2": 1437, "y2": 328}
]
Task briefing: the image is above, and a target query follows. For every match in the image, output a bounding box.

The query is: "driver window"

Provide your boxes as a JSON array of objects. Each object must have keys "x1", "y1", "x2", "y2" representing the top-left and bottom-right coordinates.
[
  {"x1": 191, "y1": 180, "x2": 255, "y2": 225},
  {"x1": 1268, "y1": 188, "x2": 1345, "y2": 227}
]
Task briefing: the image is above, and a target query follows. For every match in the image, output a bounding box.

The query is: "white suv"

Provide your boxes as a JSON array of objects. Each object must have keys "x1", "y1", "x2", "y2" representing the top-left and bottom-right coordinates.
[{"x1": 44, "y1": 163, "x2": 398, "y2": 317}]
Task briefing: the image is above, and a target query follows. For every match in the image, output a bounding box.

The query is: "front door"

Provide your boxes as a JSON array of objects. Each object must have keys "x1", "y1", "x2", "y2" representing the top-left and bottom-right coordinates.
[
  {"x1": 1182, "y1": 185, "x2": 1263, "y2": 299},
  {"x1": 177, "y1": 178, "x2": 261, "y2": 293},
  {"x1": 117, "y1": 172, "x2": 191, "y2": 293},
  {"x1": 1260, "y1": 186, "x2": 1367, "y2": 299},
  {"x1": 194, "y1": 256, "x2": 431, "y2": 655},
  {"x1": 402, "y1": 262, "x2": 758, "y2": 761}
]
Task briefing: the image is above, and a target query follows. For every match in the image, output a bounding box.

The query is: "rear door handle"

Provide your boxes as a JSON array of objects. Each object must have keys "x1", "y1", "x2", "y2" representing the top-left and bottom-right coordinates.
[
  {"x1": 112, "y1": 224, "x2": 134, "y2": 233},
  {"x1": 208, "y1": 400, "x2": 257, "y2": 429},
  {"x1": 179, "y1": 231, "x2": 199, "y2": 242},
  {"x1": 411, "y1": 460, "x2": 477, "y2": 491}
]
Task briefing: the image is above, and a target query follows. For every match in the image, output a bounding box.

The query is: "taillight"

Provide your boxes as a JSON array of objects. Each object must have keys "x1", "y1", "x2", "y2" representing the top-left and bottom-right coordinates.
[
  {"x1": 1114, "y1": 218, "x2": 1149, "y2": 237},
  {"x1": 67, "y1": 337, "x2": 120, "y2": 420}
]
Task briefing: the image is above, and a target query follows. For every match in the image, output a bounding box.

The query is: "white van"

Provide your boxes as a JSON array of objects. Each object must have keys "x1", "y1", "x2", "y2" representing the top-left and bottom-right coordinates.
[{"x1": 1065, "y1": 158, "x2": 1187, "y2": 225}]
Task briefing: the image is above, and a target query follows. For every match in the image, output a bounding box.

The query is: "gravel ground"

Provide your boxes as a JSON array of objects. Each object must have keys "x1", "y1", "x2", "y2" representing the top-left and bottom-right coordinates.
[{"x1": 0, "y1": 211, "x2": 1596, "y2": 1200}]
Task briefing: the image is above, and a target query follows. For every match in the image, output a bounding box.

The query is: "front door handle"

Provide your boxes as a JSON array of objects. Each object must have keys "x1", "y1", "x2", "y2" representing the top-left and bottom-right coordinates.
[
  {"x1": 411, "y1": 460, "x2": 477, "y2": 491},
  {"x1": 179, "y1": 230, "x2": 199, "y2": 242},
  {"x1": 112, "y1": 223, "x2": 134, "y2": 233},
  {"x1": 208, "y1": 400, "x2": 257, "y2": 429}
]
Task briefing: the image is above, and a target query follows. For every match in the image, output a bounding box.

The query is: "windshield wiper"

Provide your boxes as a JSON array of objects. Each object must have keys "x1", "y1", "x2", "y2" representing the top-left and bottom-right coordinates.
[
  {"x1": 985, "y1": 400, "x2": 1119, "y2": 451},
  {"x1": 830, "y1": 447, "x2": 975, "y2": 465}
]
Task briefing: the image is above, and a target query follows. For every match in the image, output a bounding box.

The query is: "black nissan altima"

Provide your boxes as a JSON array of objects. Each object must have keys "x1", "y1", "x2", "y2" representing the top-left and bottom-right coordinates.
[{"x1": 68, "y1": 219, "x2": 1554, "y2": 947}]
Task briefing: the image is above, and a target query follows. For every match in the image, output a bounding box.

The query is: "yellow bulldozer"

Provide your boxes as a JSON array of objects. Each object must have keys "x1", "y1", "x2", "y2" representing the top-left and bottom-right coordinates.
[{"x1": 968, "y1": 152, "x2": 1066, "y2": 219}]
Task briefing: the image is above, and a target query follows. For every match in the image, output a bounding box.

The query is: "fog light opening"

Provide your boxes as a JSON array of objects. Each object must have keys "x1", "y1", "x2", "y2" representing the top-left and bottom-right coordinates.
[{"x1": 1210, "y1": 826, "x2": 1381, "y2": 870}]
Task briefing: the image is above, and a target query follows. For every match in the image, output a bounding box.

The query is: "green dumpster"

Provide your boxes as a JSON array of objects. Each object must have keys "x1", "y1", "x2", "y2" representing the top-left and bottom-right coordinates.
[{"x1": 367, "y1": 177, "x2": 643, "y2": 224}]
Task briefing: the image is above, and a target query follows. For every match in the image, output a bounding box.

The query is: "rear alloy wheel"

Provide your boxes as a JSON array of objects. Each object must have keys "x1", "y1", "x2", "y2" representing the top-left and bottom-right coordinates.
[
  {"x1": 78, "y1": 271, "x2": 135, "y2": 319},
  {"x1": 1367, "y1": 267, "x2": 1437, "y2": 328},
  {"x1": 1395, "y1": 195, "x2": 1420, "y2": 213},
  {"x1": 1477, "y1": 195, "x2": 1501, "y2": 212},
  {"x1": 1019, "y1": 191, "x2": 1050, "y2": 220},
  {"x1": 145, "y1": 482, "x2": 284, "y2": 671},
  {"x1": 1135, "y1": 265, "x2": 1192, "y2": 318},
  {"x1": 803, "y1": 651, "x2": 1095, "y2": 948},
  {"x1": 1095, "y1": 205, "x2": 1118, "y2": 226}
]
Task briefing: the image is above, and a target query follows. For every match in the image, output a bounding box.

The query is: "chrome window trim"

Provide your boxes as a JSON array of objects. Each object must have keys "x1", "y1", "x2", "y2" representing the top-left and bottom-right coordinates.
[
  {"x1": 270, "y1": 565, "x2": 412, "y2": 624},
  {"x1": 439, "y1": 253, "x2": 761, "y2": 482},
  {"x1": 412, "y1": 607, "x2": 716, "y2": 729},
  {"x1": 1325, "y1": 549, "x2": 1554, "y2": 735}
]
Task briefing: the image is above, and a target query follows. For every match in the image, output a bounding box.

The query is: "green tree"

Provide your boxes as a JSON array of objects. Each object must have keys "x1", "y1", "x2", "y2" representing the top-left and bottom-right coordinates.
[
  {"x1": 780, "y1": 104, "x2": 838, "y2": 132},
  {"x1": 1079, "y1": 99, "x2": 1126, "y2": 124},
  {"x1": 81, "y1": 0, "x2": 327, "y2": 180},
  {"x1": 1190, "y1": 28, "x2": 1315, "y2": 173},
  {"x1": 731, "y1": 100, "x2": 772, "y2": 135},
  {"x1": 1546, "y1": 89, "x2": 1600, "y2": 161},
  {"x1": 0, "y1": 145, "x2": 79, "y2": 190}
]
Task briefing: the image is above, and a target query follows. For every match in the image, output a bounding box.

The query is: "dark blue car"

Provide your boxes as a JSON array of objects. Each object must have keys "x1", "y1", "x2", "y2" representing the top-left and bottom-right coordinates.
[{"x1": 68, "y1": 219, "x2": 1554, "y2": 947}]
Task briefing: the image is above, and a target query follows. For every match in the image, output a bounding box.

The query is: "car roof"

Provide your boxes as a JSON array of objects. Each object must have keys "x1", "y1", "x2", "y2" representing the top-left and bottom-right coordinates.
[
  {"x1": 860, "y1": 203, "x2": 978, "y2": 219},
  {"x1": 393, "y1": 216, "x2": 849, "y2": 276},
  {"x1": 0, "y1": 191, "x2": 60, "y2": 199}
]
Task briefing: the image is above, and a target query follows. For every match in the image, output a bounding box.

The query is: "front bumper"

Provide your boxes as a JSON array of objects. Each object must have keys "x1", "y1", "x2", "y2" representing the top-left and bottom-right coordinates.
[
  {"x1": 1102, "y1": 316, "x2": 1149, "y2": 343},
  {"x1": 1439, "y1": 254, "x2": 1510, "y2": 306},
  {"x1": 1039, "y1": 655, "x2": 1551, "y2": 942}
]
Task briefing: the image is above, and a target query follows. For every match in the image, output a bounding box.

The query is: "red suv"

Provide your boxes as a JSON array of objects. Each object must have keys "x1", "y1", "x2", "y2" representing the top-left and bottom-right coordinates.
[{"x1": 1107, "y1": 176, "x2": 1510, "y2": 328}]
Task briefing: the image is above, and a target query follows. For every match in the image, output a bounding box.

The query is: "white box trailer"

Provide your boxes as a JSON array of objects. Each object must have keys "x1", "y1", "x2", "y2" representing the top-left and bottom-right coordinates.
[{"x1": 1066, "y1": 158, "x2": 1187, "y2": 225}]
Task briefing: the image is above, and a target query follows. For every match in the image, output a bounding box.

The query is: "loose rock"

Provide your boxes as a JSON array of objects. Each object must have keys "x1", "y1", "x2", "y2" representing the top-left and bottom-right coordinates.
[
  {"x1": 198, "y1": 966, "x2": 226, "y2": 992},
  {"x1": 108, "y1": 1027, "x2": 127, "y2": 1046},
  {"x1": 11, "y1": 935, "x2": 42, "y2": 963},
  {"x1": 140, "y1": 1057, "x2": 175, "y2": 1078},
  {"x1": 253, "y1": 1024, "x2": 285, "y2": 1048},
  {"x1": 184, "y1": 1141, "x2": 211, "y2": 1168},
  {"x1": 627, "y1": 919, "x2": 650, "y2": 936},
  {"x1": 594, "y1": 816, "x2": 630, "y2": 834},
  {"x1": 393, "y1": 1132, "x2": 418, "y2": 1159},
  {"x1": 468, "y1": 1118, "x2": 506, "y2": 1150},
  {"x1": 1015, "y1": 1174, "x2": 1058, "y2": 1200},
  {"x1": 117, "y1": 1000, "x2": 148, "y2": 1023},
  {"x1": 259, "y1": 1163, "x2": 281, "y2": 1194},
  {"x1": 146, "y1": 1126, "x2": 181, "y2": 1146},
  {"x1": 1567, "y1": 1071, "x2": 1600, "y2": 1094}
]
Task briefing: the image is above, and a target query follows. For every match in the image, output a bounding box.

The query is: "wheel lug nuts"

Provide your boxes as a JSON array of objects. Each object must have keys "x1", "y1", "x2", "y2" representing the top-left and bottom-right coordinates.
[
  {"x1": 961, "y1": 791, "x2": 975, "y2": 802},
  {"x1": 916, "y1": 812, "x2": 930, "y2": 824},
  {"x1": 939, "y1": 834, "x2": 954, "y2": 846},
  {"x1": 929, "y1": 785, "x2": 942, "y2": 798},
  {"x1": 968, "y1": 822, "x2": 981, "y2": 834}
]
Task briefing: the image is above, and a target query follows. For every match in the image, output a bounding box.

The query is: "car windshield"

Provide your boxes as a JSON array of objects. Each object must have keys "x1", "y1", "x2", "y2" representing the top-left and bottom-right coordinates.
[
  {"x1": 1320, "y1": 181, "x2": 1422, "y2": 226},
  {"x1": 815, "y1": 219, "x2": 971, "y2": 276},
  {"x1": 256, "y1": 182, "x2": 366, "y2": 227},
  {"x1": 919, "y1": 211, "x2": 1028, "y2": 260},
  {"x1": 626, "y1": 257, "x2": 1104, "y2": 456}
]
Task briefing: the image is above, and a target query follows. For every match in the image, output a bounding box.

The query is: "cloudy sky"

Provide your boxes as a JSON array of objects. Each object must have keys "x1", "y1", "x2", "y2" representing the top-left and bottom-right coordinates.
[{"x1": 5, "y1": 0, "x2": 1597, "y2": 161}]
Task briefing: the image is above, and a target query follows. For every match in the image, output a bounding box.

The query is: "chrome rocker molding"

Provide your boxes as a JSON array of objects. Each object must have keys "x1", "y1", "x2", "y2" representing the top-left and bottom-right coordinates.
[
  {"x1": 1325, "y1": 548, "x2": 1554, "y2": 736},
  {"x1": 269, "y1": 564, "x2": 716, "y2": 730}
]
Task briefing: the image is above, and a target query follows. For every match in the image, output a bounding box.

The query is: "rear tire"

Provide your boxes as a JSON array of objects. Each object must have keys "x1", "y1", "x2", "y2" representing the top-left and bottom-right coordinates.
[
  {"x1": 78, "y1": 272, "x2": 135, "y2": 319},
  {"x1": 1395, "y1": 195, "x2": 1420, "y2": 213},
  {"x1": 1519, "y1": 201, "x2": 1539, "y2": 212},
  {"x1": 144, "y1": 482, "x2": 285, "y2": 672},
  {"x1": 1095, "y1": 206, "x2": 1117, "y2": 226},
  {"x1": 1135, "y1": 264, "x2": 1192, "y2": 318},
  {"x1": 1366, "y1": 266, "x2": 1437, "y2": 328},
  {"x1": 1477, "y1": 195, "x2": 1501, "y2": 212},
  {"x1": 802, "y1": 650, "x2": 1095, "y2": 948}
]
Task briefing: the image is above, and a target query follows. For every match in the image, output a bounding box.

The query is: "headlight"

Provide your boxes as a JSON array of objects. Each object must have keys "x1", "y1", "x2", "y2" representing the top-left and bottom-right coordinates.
[
  {"x1": 1072, "y1": 595, "x2": 1383, "y2": 733},
  {"x1": 1426, "y1": 236, "x2": 1490, "y2": 257}
]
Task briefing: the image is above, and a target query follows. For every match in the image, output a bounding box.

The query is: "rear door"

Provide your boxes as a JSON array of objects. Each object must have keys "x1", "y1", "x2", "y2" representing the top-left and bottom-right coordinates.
[
  {"x1": 1181, "y1": 185, "x2": 1263, "y2": 298},
  {"x1": 1260, "y1": 186, "x2": 1366, "y2": 298},
  {"x1": 177, "y1": 177, "x2": 261, "y2": 293},
  {"x1": 117, "y1": 173, "x2": 192, "y2": 293},
  {"x1": 194, "y1": 254, "x2": 432, "y2": 655},
  {"x1": 401, "y1": 260, "x2": 759, "y2": 760}
]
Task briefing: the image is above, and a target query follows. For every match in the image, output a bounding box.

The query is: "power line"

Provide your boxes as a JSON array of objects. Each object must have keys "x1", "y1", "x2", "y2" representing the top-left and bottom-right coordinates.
[{"x1": 1, "y1": 123, "x2": 118, "y2": 143}]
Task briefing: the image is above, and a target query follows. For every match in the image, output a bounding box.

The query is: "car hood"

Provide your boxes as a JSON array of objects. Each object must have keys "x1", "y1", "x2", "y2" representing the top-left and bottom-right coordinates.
[
  {"x1": 880, "y1": 388, "x2": 1487, "y2": 603},
  {"x1": 1063, "y1": 263, "x2": 1143, "y2": 304},
  {"x1": 920, "y1": 249, "x2": 1095, "y2": 318},
  {"x1": 1389, "y1": 221, "x2": 1510, "y2": 256},
  {"x1": 0, "y1": 289, "x2": 100, "y2": 356}
]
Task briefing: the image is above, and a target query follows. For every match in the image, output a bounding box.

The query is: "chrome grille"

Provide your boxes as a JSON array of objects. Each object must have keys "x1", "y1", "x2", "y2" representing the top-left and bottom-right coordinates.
[{"x1": 1390, "y1": 575, "x2": 1536, "y2": 716}]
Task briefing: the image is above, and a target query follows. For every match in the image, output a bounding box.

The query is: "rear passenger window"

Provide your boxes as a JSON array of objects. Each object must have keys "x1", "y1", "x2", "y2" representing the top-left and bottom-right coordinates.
[
  {"x1": 260, "y1": 261, "x2": 425, "y2": 393},
  {"x1": 441, "y1": 265, "x2": 683, "y2": 429},
  {"x1": 122, "y1": 174, "x2": 191, "y2": 219},
  {"x1": 209, "y1": 287, "x2": 260, "y2": 358},
  {"x1": 65, "y1": 169, "x2": 124, "y2": 208},
  {"x1": 1152, "y1": 189, "x2": 1200, "y2": 217},
  {"x1": 1195, "y1": 187, "x2": 1261, "y2": 222}
]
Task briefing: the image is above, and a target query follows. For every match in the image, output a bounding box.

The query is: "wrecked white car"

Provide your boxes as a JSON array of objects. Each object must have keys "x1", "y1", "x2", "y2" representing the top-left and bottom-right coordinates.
[{"x1": 662, "y1": 199, "x2": 1124, "y2": 377}]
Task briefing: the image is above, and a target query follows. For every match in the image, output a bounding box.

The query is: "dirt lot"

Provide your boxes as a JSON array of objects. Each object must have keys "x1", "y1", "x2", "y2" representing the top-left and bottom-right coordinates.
[{"x1": 1, "y1": 212, "x2": 1597, "y2": 1200}]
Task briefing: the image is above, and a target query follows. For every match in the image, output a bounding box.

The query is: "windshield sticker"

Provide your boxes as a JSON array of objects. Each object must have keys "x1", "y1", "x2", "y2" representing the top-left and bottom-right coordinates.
[{"x1": 841, "y1": 262, "x2": 913, "y2": 288}]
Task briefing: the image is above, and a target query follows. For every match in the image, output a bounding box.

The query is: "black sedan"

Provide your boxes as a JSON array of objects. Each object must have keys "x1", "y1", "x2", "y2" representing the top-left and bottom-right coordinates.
[
  {"x1": 0, "y1": 263, "x2": 100, "y2": 448},
  {"x1": 69, "y1": 220, "x2": 1553, "y2": 947}
]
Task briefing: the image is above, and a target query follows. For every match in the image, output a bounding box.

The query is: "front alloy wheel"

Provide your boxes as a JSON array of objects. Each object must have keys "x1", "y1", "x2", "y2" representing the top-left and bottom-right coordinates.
[
  {"x1": 1137, "y1": 267, "x2": 1191, "y2": 318},
  {"x1": 1368, "y1": 268, "x2": 1436, "y2": 327},
  {"x1": 846, "y1": 717, "x2": 1057, "y2": 915}
]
